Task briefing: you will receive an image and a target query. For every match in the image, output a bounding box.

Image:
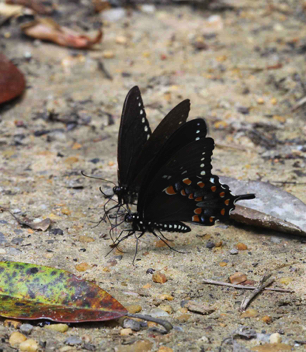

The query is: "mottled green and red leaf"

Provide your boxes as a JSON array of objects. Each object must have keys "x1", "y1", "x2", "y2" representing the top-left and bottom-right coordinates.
[{"x1": 0, "y1": 261, "x2": 127, "y2": 322}]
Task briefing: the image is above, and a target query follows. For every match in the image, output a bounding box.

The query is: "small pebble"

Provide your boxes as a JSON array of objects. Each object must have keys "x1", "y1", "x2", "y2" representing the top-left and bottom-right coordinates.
[
  {"x1": 140, "y1": 4, "x2": 156, "y2": 13},
  {"x1": 0, "y1": 232, "x2": 8, "y2": 244},
  {"x1": 49, "y1": 228, "x2": 64, "y2": 236},
  {"x1": 159, "y1": 294, "x2": 174, "y2": 301},
  {"x1": 78, "y1": 235, "x2": 95, "y2": 243},
  {"x1": 236, "y1": 242, "x2": 248, "y2": 250},
  {"x1": 206, "y1": 241, "x2": 215, "y2": 249},
  {"x1": 65, "y1": 336, "x2": 82, "y2": 345},
  {"x1": 270, "y1": 332, "x2": 282, "y2": 344},
  {"x1": 150, "y1": 308, "x2": 170, "y2": 318},
  {"x1": 262, "y1": 315, "x2": 272, "y2": 324},
  {"x1": 19, "y1": 339, "x2": 39, "y2": 352},
  {"x1": 9, "y1": 332, "x2": 27, "y2": 347},
  {"x1": 241, "y1": 309, "x2": 258, "y2": 318},
  {"x1": 101, "y1": 8, "x2": 126, "y2": 22},
  {"x1": 11, "y1": 237, "x2": 24, "y2": 245},
  {"x1": 199, "y1": 335, "x2": 209, "y2": 343},
  {"x1": 219, "y1": 262, "x2": 227, "y2": 267},
  {"x1": 75, "y1": 262, "x2": 92, "y2": 272},
  {"x1": 229, "y1": 248, "x2": 238, "y2": 255},
  {"x1": 83, "y1": 343, "x2": 96, "y2": 351},
  {"x1": 152, "y1": 271, "x2": 167, "y2": 284},
  {"x1": 116, "y1": 36, "x2": 127, "y2": 45},
  {"x1": 126, "y1": 305, "x2": 142, "y2": 314},
  {"x1": 157, "y1": 347, "x2": 173, "y2": 352},
  {"x1": 270, "y1": 236, "x2": 281, "y2": 244},
  {"x1": 237, "y1": 106, "x2": 250, "y2": 114},
  {"x1": 229, "y1": 272, "x2": 247, "y2": 284},
  {"x1": 4, "y1": 319, "x2": 22, "y2": 328},
  {"x1": 45, "y1": 324, "x2": 69, "y2": 333},
  {"x1": 173, "y1": 326, "x2": 184, "y2": 332},
  {"x1": 24, "y1": 51, "x2": 32, "y2": 60},
  {"x1": 279, "y1": 277, "x2": 293, "y2": 285},
  {"x1": 176, "y1": 314, "x2": 191, "y2": 322},
  {"x1": 120, "y1": 328, "x2": 133, "y2": 336},
  {"x1": 90, "y1": 158, "x2": 100, "y2": 164},
  {"x1": 159, "y1": 304, "x2": 173, "y2": 314},
  {"x1": 123, "y1": 319, "x2": 141, "y2": 331},
  {"x1": 102, "y1": 51, "x2": 115, "y2": 59},
  {"x1": 20, "y1": 324, "x2": 34, "y2": 335}
]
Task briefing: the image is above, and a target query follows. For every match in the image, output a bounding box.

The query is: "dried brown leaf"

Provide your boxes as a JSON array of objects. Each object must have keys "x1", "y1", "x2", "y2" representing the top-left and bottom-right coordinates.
[
  {"x1": 5, "y1": 0, "x2": 52, "y2": 15},
  {"x1": 21, "y1": 18, "x2": 102, "y2": 49},
  {"x1": 220, "y1": 177, "x2": 306, "y2": 236},
  {"x1": 0, "y1": 54, "x2": 25, "y2": 104}
]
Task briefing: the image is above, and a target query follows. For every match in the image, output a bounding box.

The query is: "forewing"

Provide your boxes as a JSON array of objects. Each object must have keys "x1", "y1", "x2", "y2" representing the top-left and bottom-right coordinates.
[
  {"x1": 135, "y1": 118, "x2": 209, "y2": 193},
  {"x1": 117, "y1": 86, "x2": 151, "y2": 187},
  {"x1": 129, "y1": 100, "x2": 191, "y2": 188}
]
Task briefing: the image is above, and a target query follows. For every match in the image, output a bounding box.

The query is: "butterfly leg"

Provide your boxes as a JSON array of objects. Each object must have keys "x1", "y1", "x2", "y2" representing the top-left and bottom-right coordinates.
[
  {"x1": 152, "y1": 230, "x2": 187, "y2": 254},
  {"x1": 132, "y1": 231, "x2": 145, "y2": 265}
]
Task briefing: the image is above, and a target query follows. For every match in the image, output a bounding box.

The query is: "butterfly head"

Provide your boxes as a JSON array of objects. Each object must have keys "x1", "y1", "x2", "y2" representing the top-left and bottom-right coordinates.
[{"x1": 125, "y1": 213, "x2": 136, "y2": 223}]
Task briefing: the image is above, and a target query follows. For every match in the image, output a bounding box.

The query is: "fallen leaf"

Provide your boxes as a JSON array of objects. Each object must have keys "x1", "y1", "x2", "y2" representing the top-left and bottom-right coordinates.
[
  {"x1": 220, "y1": 176, "x2": 306, "y2": 236},
  {"x1": 229, "y1": 272, "x2": 247, "y2": 284},
  {"x1": 0, "y1": 54, "x2": 25, "y2": 104},
  {"x1": 21, "y1": 18, "x2": 102, "y2": 49},
  {"x1": 0, "y1": 261, "x2": 127, "y2": 322},
  {"x1": 0, "y1": 207, "x2": 51, "y2": 231},
  {"x1": 5, "y1": 0, "x2": 52, "y2": 14}
]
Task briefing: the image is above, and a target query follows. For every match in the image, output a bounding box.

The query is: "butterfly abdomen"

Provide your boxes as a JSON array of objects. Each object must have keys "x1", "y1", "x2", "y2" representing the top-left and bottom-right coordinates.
[{"x1": 125, "y1": 213, "x2": 190, "y2": 233}]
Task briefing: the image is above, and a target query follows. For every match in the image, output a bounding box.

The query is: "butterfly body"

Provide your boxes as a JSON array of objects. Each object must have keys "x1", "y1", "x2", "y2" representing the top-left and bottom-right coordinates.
[
  {"x1": 105, "y1": 86, "x2": 191, "y2": 217},
  {"x1": 125, "y1": 213, "x2": 191, "y2": 233}
]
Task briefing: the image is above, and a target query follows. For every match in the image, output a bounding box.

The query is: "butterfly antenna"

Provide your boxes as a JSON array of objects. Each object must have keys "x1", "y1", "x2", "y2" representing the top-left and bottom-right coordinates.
[
  {"x1": 81, "y1": 171, "x2": 116, "y2": 187},
  {"x1": 234, "y1": 193, "x2": 256, "y2": 202}
]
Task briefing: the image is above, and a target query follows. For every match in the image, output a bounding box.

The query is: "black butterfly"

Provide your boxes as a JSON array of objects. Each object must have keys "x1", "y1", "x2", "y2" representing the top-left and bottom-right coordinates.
[
  {"x1": 111, "y1": 118, "x2": 255, "y2": 256},
  {"x1": 103, "y1": 86, "x2": 190, "y2": 220}
]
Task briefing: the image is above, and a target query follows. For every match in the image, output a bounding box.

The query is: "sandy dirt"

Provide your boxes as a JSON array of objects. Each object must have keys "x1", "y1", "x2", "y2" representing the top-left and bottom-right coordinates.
[{"x1": 1, "y1": 0, "x2": 306, "y2": 350}]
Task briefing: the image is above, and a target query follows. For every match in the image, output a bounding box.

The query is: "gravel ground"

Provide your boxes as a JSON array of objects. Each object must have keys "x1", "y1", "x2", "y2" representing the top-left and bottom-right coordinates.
[{"x1": 1, "y1": 0, "x2": 306, "y2": 350}]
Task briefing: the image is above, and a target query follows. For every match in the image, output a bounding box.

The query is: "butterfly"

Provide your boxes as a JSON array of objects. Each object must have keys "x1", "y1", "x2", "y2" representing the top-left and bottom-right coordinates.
[
  {"x1": 111, "y1": 118, "x2": 255, "y2": 259},
  {"x1": 103, "y1": 86, "x2": 190, "y2": 221}
]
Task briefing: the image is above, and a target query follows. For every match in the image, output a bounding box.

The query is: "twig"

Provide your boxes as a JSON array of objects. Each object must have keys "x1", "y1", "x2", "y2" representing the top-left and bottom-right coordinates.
[
  {"x1": 127, "y1": 313, "x2": 172, "y2": 333},
  {"x1": 239, "y1": 274, "x2": 274, "y2": 311},
  {"x1": 202, "y1": 279, "x2": 294, "y2": 293},
  {"x1": 97, "y1": 60, "x2": 113, "y2": 81},
  {"x1": 215, "y1": 142, "x2": 256, "y2": 152},
  {"x1": 271, "y1": 181, "x2": 306, "y2": 185},
  {"x1": 291, "y1": 96, "x2": 306, "y2": 112}
]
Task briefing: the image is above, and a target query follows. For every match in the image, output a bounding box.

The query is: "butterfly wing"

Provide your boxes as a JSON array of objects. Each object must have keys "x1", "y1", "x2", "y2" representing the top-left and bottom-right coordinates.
[
  {"x1": 129, "y1": 99, "x2": 191, "y2": 189},
  {"x1": 137, "y1": 119, "x2": 252, "y2": 226},
  {"x1": 117, "y1": 86, "x2": 152, "y2": 188},
  {"x1": 137, "y1": 118, "x2": 212, "y2": 208}
]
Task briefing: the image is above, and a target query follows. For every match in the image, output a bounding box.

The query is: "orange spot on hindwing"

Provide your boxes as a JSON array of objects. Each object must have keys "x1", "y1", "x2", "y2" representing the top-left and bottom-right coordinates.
[
  {"x1": 165, "y1": 186, "x2": 176, "y2": 195},
  {"x1": 221, "y1": 208, "x2": 225, "y2": 216},
  {"x1": 195, "y1": 197, "x2": 203, "y2": 202},
  {"x1": 192, "y1": 215, "x2": 200, "y2": 222},
  {"x1": 224, "y1": 199, "x2": 230, "y2": 205},
  {"x1": 209, "y1": 217, "x2": 214, "y2": 223},
  {"x1": 181, "y1": 190, "x2": 186, "y2": 196},
  {"x1": 211, "y1": 186, "x2": 217, "y2": 192},
  {"x1": 194, "y1": 208, "x2": 202, "y2": 214},
  {"x1": 219, "y1": 192, "x2": 225, "y2": 198},
  {"x1": 183, "y1": 178, "x2": 192, "y2": 185},
  {"x1": 188, "y1": 194, "x2": 194, "y2": 199},
  {"x1": 197, "y1": 181, "x2": 205, "y2": 188}
]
